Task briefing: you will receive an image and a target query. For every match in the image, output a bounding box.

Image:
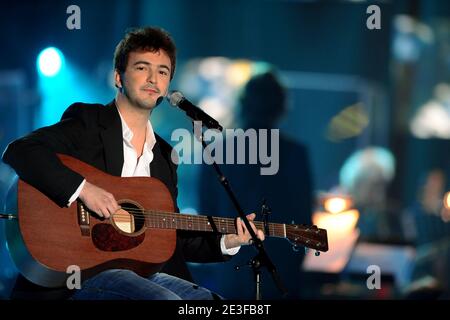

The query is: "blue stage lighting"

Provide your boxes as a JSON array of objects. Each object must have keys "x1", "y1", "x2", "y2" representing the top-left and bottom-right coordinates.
[{"x1": 37, "y1": 47, "x2": 64, "y2": 77}]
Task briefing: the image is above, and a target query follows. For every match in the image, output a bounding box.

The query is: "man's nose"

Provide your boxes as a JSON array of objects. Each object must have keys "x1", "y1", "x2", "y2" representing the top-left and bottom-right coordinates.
[{"x1": 147, "y1": 69, "x2": 157, "y2": 84}]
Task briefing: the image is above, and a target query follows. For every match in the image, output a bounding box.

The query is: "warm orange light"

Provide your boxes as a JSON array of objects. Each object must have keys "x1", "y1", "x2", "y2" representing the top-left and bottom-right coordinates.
[
  {"x1": 313, "y1": 209, "x2": 360, "y2": 235},
  {"x1": 323, "y1": 197, "x2": 351, "y2": 214},
  {"x1": 225, "y1": 60, "x2": 252, "y2": 86},
  {"x1": 303, "y1": 209, "x2": 360, "y2": 272},
  {"x1": 320, "y1": 193, "x2": 353, "y2": 214},
  {"x1": 444, "y1": 191, "x2": 450, "y2": 210}
]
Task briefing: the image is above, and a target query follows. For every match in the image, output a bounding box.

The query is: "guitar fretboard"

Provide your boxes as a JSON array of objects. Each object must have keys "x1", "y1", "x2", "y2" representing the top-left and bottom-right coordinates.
[{"x1": 142, "y1": 210, "x2": 286, "y2": 238}]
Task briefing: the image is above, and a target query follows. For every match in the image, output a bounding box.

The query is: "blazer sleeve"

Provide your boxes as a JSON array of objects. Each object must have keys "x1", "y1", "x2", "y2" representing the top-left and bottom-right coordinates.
[
  {"x1": 1, "y1": 103, "x2": 91, "y2": 207},
  {"x1": 179, "y1": 231, "x2": 231, "y2": 263}
]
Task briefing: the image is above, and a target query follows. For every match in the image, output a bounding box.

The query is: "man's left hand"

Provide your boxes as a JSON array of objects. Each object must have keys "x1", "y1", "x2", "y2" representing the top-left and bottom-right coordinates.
[{"x1": 224, "y1": 213, "x2": 265, "y2": 249}]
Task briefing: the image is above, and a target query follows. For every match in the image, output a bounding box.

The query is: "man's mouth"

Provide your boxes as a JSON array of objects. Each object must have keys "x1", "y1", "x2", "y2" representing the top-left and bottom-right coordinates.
[{"x1": 142, "y1": 87, "x2": 160, "y2": 94}]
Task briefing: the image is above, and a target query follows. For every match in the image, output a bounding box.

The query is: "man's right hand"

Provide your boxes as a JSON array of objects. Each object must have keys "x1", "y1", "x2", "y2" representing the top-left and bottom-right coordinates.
[{"x1": 78, "y1": 181, "x2": 120, "y2": 218}]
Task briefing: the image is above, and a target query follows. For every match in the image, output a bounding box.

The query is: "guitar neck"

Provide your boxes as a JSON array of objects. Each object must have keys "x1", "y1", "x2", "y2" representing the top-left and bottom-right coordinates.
[
  {"x1": 116, "y1": 207, "x2": 328, "y2": 252},
  {"x1": 144, "y1": 210, "x2": 286, "y2": 238}
]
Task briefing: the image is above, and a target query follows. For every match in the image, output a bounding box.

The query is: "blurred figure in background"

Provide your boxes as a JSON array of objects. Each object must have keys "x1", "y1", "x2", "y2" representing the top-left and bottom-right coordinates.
[
  {"x1": 404, "y1": 168, "x2": 450, "y2": 299},
  {"x1": 196, "y1": 70, "x2": 314, "y2": 299},
  {"x1": 339, "y1": 147, "x2": 404, "y2": 243}
]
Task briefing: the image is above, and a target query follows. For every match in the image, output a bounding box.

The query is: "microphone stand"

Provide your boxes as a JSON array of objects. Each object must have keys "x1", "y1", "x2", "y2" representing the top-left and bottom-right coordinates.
[{"x1": 192, "y1": 121, "x2": 288, "y2": 300}]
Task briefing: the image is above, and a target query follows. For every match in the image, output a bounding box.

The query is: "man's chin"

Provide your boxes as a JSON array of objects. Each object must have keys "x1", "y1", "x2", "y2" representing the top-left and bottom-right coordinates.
[{"x1": 136, "y1": 99, "x2": 159, "y2": 110}]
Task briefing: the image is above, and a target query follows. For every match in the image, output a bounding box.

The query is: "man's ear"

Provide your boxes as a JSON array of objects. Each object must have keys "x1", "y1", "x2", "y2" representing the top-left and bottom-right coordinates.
[{"x1": 114, "y1": 70, "x2": 122, "y2": 89}]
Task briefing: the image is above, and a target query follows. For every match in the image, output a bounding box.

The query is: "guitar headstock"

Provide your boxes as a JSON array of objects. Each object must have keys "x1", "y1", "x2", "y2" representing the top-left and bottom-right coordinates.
[{"x1": 285, "y1": 224, "x2": 328, "y2": 252}]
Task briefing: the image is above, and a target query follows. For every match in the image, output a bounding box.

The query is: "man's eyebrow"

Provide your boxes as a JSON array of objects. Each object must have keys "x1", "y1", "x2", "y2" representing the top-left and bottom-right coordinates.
[
  {"x1": 133, "y1": 61, "x2": 171, "y2": 71},
  {"x1": 133, "y1": 61, "x2": 151, "y2": 66}
]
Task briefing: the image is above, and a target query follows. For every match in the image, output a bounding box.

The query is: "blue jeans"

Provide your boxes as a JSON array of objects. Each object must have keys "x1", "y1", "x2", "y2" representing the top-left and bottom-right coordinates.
[{"x1": 70, "y1": 269, "x2": 221, "y2": 300}]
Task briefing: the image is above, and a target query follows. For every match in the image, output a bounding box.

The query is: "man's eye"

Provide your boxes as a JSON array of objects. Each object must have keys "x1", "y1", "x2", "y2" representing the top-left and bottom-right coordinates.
[
  {"x1": 160, "y1": 70, "x2": 168, "y2": 76},
  {"x1": 136, "y1": 66, "x2": 145, "y2": 71}
]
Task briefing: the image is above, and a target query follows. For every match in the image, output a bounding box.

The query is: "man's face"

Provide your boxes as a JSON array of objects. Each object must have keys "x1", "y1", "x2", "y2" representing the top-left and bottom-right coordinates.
[{"x1": 115, "y1": 49, "x2": 171, "y2": 110}]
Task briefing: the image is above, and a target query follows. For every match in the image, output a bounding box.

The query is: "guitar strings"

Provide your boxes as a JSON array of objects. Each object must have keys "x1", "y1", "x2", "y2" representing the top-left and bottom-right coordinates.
[
  {"x1": 105, "y1": 215, "x2": 321, "y2": 247},
  {"x1": 109, "y1": 216, "x2": 320, "y2": 246},
  {"x1": 83, "y1": 207, "x2": 323, "y2": 247},
  {"x1": 108, "y1": 207, "x2": 317, "y2": 237},
  {"x1": 114, "y1": 206, "x2": 313, "y2": 231},
  {"x1": 117, "y1": 208, "x2": 321, "y2": 234},
  {"x1": 82, "y1": 205, "x2": 323, "y2": 246}
]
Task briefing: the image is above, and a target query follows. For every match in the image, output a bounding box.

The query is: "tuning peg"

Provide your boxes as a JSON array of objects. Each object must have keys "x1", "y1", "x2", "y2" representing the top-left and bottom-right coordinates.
[{"x1": 291, "y1": 220, "x2": 295, "y2": 224}]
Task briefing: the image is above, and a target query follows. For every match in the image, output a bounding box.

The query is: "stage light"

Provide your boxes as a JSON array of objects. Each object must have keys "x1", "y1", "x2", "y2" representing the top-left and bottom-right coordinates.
[
  {"x1": 326, "y1": 103, "x2": 369, "y2": 142},
  {"x1": 324, "y1": 196, "x2": 352, "y2": 214},
  {"x1": 318, "y1": 192, "x2": 353, "y2": 214},
  {"x1": 226, "y1": 60, "x2": 253, "y2": 86},
  {"x1": 37, "y1": 47, "x2": 64, "y2": 77},
  {"x1": 442, "y1": 191, "x2": 450, "y2": 222},
  {"x1": 444, "y1": 191, "x2": 450, "y2": 210},
  {"x1": 303, "y1": 208, "x2": 360, "y2": 273},
  {"x1": 313, "y1": 209, "x2": 360, "y2": 236},
  {"x1": 315, "y1": 192, "x2": 359, "y2": 238},
  {"x1": 198, "y1": 97, "x2": 228, "y2": 121}
]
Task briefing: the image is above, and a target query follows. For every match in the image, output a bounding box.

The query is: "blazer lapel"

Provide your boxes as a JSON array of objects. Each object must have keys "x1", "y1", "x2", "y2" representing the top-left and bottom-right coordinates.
[
  {"x1": 150, "y1": 139, "x2": 165, "y2": 181},
  {"x1": 99, "y1": 101, "x2": 123, "y2": 176},
  {"x1": 150, "y1": 137, "x2": 178, "y2": 212}
]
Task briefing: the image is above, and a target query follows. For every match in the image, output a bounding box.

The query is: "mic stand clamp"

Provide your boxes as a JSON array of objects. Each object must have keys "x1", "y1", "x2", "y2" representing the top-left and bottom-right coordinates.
[
  {"x1": 233, "y1": 248, "x2": 264, "y2": 300},
  {"x1": 261, "y1": 199, "x2": 271, "y2": 237}
]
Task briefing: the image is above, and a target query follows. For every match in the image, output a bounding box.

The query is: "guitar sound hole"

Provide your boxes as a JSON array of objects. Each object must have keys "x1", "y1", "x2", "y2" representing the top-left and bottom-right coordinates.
[{"x1": 112, "y1": 201, "x2": 145, "y2": 234}]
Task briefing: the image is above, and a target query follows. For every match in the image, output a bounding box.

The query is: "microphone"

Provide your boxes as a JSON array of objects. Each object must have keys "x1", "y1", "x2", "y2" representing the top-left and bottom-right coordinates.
[{"x1": 166, "y1": 90, "x2": 223, "y2": 131}]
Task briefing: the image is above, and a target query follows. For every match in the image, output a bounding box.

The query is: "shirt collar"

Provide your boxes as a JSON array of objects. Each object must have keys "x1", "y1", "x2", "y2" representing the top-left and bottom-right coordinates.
[{"x1": 116, "y1": 106, "x2": 156, "y2": 152}]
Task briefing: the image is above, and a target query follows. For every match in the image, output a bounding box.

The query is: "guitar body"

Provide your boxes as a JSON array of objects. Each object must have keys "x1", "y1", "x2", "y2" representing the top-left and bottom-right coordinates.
[{"x1": 6, "y1": 154, "x2": 177, "y2": 288}]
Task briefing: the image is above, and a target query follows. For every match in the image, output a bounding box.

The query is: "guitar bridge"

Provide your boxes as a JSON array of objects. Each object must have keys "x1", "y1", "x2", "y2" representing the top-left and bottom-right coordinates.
[{"x1": 77, "y1": 201, "x2": 91, "y2": 236}]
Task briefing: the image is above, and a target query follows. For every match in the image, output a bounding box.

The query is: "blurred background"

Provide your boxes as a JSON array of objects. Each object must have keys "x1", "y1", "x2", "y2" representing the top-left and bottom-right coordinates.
[{"x1": 0, "y1": 0, "x2": 449, "y2": 300}]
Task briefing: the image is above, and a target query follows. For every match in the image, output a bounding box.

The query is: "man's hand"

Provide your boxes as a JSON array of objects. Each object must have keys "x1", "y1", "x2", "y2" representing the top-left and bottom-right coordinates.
[
  {"x1": 224, "y1": 213, "x2": 265, "y2": 249},
  {"x1": 78, "y1": 181, "x2": 120, "y2": 218}
]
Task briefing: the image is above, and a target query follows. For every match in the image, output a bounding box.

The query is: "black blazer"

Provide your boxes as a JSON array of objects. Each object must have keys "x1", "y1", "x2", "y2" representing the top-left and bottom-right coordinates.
[{"x1": 2, "y1": 101, "x2": 229, "y2": 295}]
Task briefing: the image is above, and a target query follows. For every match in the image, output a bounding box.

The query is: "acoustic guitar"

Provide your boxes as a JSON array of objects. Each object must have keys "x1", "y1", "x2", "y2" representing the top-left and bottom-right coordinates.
[{"x1": 3, "y1": 154, "x2": 328, "y2": 288}]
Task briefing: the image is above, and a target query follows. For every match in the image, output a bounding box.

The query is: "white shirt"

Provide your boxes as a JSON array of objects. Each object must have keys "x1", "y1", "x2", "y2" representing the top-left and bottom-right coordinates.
[
  {"x1": 118, "y1": 110, "x2": 156, "y2": 178},
  {"x1": 69, "y1": 107, "x2": 239, "y2": 256}
]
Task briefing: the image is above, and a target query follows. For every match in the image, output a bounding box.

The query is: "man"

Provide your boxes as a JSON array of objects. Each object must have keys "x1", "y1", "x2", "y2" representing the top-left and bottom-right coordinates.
[
  {"x1": 198, "y1": 70, "x2": 313, "y2": 299},
  {"x1": 2, "y1": 26, "x2": 264, "y2": 300}
]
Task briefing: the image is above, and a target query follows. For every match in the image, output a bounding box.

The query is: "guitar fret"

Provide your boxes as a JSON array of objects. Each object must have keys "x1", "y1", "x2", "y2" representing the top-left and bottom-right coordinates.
[
  {"x1": 145, "y1": 212, "x2": 308, "y2": 244},
  {"x1": 220, "y1": 218, "x2": 226, "y2": 233},
  {"x1": 187, "y1": 216, "x2": 192, "y2": 230},
  {"x1": 123, "y1": 208, "x2": 327, "y2": 252}
]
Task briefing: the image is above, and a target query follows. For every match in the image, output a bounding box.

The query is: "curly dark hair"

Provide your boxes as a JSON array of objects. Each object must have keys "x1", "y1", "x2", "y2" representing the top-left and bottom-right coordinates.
[{"x1": 114, "y1": 26, "x2": 176, "y2": 79}]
